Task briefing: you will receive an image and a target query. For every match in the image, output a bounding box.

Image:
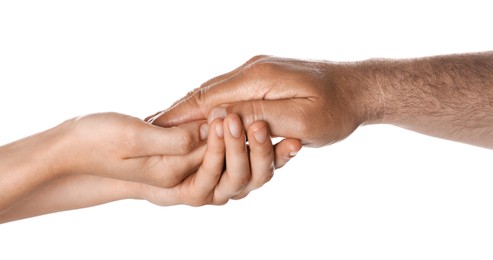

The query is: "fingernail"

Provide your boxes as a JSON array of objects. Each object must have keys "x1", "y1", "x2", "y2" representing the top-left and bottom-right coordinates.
[
  {"x1": 208, "y1": 107, "x2": 227, "y2": 123},
  {"x1": 228, "y1": 117, "x2": 242, "y2": 138},
  {"x1": 289, "y1": 150, "x2": 298, "y2": 157},
  {"x1": 215, "y1": 123, "x2": 224, "y2": 138},
  {"x1": 254, "y1": 126, "x2": 268, "y2": 144},
  {"x1": 200, "y1": 123, "x2": 209, "y2": 140}
]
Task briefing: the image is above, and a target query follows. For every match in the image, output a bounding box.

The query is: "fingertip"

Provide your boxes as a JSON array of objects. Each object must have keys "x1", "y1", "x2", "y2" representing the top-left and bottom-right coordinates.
[
  {"x1": 274, "y1": 138, "x2": 302, "y2": 169},
  {"x1": 200, "y1": 123, "x2": 209, "y2": 141},
  {"x1": 286, "y1": 139, "x2": 302, "y2": 157},
  {"x1": 210, "y1": 118, "x2": 224, "y2": 139},
  {"x1": 208, "y1": 106, "x2": 227, "y2": 124},
  {"x1": 248, "y1": 121, "x2": 269, "y2": 144},
  {"x1": 224, "y1": 113, "x2": 244, "y2": 139}
]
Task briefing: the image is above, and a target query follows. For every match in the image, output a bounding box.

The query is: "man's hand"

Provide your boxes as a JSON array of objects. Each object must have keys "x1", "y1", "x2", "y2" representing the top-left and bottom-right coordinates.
[
  {"x1": 147, "y1": 56, "x2": 378, "y2": 147},
  {"x1": 147, "y1": 52, "x2": 493, "y2": 149}
]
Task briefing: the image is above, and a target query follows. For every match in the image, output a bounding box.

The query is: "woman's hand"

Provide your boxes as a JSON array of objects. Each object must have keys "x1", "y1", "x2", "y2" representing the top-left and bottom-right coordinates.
[
  {"x1": 0, "y1": 114, "x2": 300, "y2": 223},
  {"x1": 0, "y1": 112, "x2": 207, "y2": 214},
  {"x1": 56, "y1": 112, "x2": 209, "y2": 188},
  {"x1": 142, "y1": 114, "x2": 301, "y2": 206}
]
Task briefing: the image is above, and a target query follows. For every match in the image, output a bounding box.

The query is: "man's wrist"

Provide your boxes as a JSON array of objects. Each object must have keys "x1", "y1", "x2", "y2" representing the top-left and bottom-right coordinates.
[{"x1": 325, "y1": 60, "x2": 387, "y2": 126}]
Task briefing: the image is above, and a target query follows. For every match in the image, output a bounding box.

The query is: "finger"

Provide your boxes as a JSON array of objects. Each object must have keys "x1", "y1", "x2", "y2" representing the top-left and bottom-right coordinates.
[
  {"x1": 199, "y1": 55, "x2": 268, "y2": 88},
  {"x1": 183, "y1": 118, "x2": 226, "y2": 205},
  {"x1": 231, "y1": 121, "x2": 274, "y2": 200},
  {"x1": 146, "y1": 119, "x2": 226, "y2": 206},
  {"x1": 145, "y1": 55, "x2": 270, "y2": 124},
  {"x1": 137, "y1": 144, "x2": 206, "y2": 188},
  {"x1": 148, "y1": 61, "x2": 290, "y2": 127},
  {"x1": 274, "y1": 138, "x2": 302, "y2": 169},
  {"x1": 132, "y1": 119, "x2": 207, "y2": 157},
  {"x1": 212, "y1": 114, "x2": 250, "y2": 204},
  {"x1": 208, "y1": 99, "x2": 316, "y2": 146},
  {"x1": 144, "y1": 55, "x2": 268, "y2": 122}
]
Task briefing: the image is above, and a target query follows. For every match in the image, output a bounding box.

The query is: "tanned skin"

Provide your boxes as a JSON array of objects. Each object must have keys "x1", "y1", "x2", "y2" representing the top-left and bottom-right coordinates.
[{"x1": 149, "y1": 52, "x2": 493, "y2": 149}]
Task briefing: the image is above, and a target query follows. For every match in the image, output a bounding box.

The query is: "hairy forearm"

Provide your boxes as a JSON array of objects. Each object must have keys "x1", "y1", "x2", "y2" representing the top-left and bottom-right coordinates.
[{"x1": 348, "y1": 52, "x2": 493, "y2": 148}]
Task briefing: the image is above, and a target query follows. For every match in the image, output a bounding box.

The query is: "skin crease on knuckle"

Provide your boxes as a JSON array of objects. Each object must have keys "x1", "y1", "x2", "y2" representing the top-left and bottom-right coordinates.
[
  {"x1": 248, "y1": 55, "x2": 270, "y2": 64},
  {"x1": 226, "y1": 101, "x2": 263, "y2": 129},
  {"x1": 212, "y1": 196, "x2": 229, "y2": 206},
  {"x1": 253, "y1": 162, "x2": 275, "y2": 188},
  {"x1": 141, "y1": 157, "x2": 180, "y2": 188},
  {"x1": 182, "y1": 184, "x2": 214, "y2": 207},
  {"x1": 174, "y1": 128, "x2": 197, "y2": 154},
  {"x1": 146, "y1": 149, "x2": 205, "y2": 189},
  {"x1": 233, "y1": 174, "x2": 251, "y2": 194},
  {"x1": 185, "y1": 195, "x2": 209, "y2": 207}
]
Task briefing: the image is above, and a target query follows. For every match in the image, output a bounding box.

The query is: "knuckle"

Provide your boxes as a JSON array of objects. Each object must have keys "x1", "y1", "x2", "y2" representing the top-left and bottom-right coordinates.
[
  {"x1": 231, "y1": 192, "x2": 248, "y2": 200},
  {"x1": 188, "y1": 194, "x2": 210, "y2": 207},
  {"x1": 251, "y1": 167, "x2": 274, "y2": 190},
  {"x1": 155, "y1": 172, "x2": 181, "y2": 189},
  {"x1": 175, "y1": 130, "x2": 196, "y2": 154},
  {"x1": 232, "y1": 173, "x2": 251, "y2": 190},
  {"x1": 249, "y1": 139, "x2": 273, "y2": 156},
  {"x1": 190, "y1": 88, "x2": 209, "y2": 117},
  {"x1": 188, "y1": 199, "x2": 207, "y2": 207},
  {"x1": 184, "y1": 86, "x2": 201, "y2": 100},
  {"x1": 249, "y1": 101, "x2": 265, "y2": 126},
  {"x1": 249, "y1": 59, "x2": 273, "y2": 74},
  {"x1": 144, "y1": 158, "x2": 183, "y2": 188},
  {"x1": 162, "y1": 173, "x2": 182, "y2": 188},
  {"x1": 247, "y1": 54, "x2": 270, "y2": 64},
  {"x1": 225, "y1": 100, "x2": 263, "y2": 128},
  {"x1": 191, "y1": 87, "x2": 205, "y2": 106},
  {"x1": 260, "y1": 169, "x2": 275, "y2": 186},
  {"x1": 249, "y1": 55, "x2": 281, "y2": 73},
  {"x1": 213, "y1": 198, "x2": 229, "y2": 206},
  {"x1": 185, "y1": 189, "x2": 214, "y2": 207}
]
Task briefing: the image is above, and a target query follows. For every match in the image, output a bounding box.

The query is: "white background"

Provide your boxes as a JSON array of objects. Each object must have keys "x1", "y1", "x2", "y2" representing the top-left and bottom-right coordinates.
[{"x1": 1, "y1": 1, "x2": 492, "y2": 259}]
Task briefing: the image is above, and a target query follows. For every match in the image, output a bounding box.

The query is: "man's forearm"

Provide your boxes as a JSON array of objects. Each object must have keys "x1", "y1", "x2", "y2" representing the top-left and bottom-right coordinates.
[{"x1": 354, "y1": 52, "x2": 493, "y2": 148}]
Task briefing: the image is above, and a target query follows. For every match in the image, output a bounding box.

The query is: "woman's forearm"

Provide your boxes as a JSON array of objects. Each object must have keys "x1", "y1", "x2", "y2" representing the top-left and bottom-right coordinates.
[
  {"x1": 0, "y1": 175, "x2": 141, "y2": 224},
  {"x1": 0, "y1": 125, "x2": 67, "y2": 214}
]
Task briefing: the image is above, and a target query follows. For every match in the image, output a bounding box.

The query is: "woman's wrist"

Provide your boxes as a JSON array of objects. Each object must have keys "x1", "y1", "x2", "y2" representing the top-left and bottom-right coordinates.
[{"x1": 39, "y1": 121, "x2": 75, "y2": 178}]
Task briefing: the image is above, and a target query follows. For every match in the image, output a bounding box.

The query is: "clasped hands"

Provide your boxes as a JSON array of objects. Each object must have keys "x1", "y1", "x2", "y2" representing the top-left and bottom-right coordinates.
[
  {"x1": 59, "y1": 112, "x2": 301, "y2": 207},
  {"x1": 52, "y1": 55, "x2": 363, "y2": 209},
  {"x1": 2, "y1": 55, "x2": 363, "y2": 222}
]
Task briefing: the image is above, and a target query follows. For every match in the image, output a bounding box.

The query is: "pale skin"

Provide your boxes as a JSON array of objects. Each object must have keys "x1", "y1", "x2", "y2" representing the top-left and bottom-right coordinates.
[
  {"x1": 0, "y1": 113, "x2": 301, "y2": 224},
  {"x1": 148, "y1": 51, "x2": 493, "y2": 149}
]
